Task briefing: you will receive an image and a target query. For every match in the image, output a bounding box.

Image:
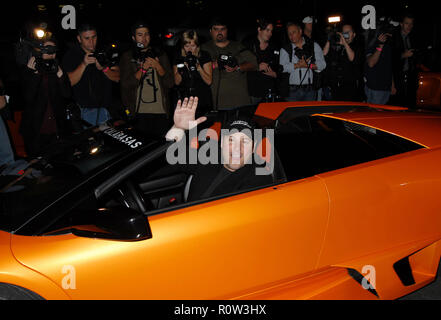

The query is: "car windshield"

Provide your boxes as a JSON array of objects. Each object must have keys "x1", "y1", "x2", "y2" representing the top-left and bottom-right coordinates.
[{"x1": 0, "y1": 125, "x2": 157, "y2": 232}]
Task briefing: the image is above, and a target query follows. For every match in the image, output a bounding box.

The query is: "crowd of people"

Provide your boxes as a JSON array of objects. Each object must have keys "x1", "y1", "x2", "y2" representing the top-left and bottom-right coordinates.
[{"x1": 0, "y1": 13, "x2": 424, "y2": 168}]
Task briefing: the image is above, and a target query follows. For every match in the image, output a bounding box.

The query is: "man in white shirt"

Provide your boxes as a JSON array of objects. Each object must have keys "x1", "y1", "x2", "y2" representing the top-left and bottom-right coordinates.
[{"x1": 280, "y1": 22, "x2": 326, "y2": 101}]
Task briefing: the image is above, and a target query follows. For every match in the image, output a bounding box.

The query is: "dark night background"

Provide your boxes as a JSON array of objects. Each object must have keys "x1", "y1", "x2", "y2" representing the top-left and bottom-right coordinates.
[
  {"x1": 1, "y1": 0, "x2": 439, "y2": 46},
  {"x1": 0, "y1": 0, "x2": 440, "y2": 105}
]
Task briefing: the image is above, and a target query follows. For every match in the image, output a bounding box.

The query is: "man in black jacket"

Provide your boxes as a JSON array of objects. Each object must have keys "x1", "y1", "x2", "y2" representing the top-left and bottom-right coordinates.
[
  {"x1": 243, "y1": 19, "x2": 280, "y2": 104},
  {"x1": 391, "y1": 13, "x2": 418, "y2": 108},
  {"x1": 20, "y1": 36, "x2": 71, "y2": 157}
]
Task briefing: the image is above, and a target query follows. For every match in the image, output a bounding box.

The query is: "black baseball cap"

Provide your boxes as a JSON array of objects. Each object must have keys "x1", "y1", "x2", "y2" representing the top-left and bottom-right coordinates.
[
  {"x1": 223, "y1": 118, "x2": 256, "y2": 140},
  {"x1": 131, "y1": 21, "x2": 150, "y2": 35}
]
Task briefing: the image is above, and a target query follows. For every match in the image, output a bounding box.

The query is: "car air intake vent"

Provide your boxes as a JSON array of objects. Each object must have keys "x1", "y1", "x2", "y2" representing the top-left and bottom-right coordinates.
[{"x1": 393, "y1": 257, "x2": 416, "y2": 286}]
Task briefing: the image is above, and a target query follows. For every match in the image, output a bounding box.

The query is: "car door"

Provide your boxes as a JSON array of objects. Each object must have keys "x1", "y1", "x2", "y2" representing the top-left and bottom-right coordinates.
[
  {"x1": 317, "y1": 146, "x2": 441, "y2": 268},
  {"x1": 11, "y1": 177, "x2": 329, "y2": 299}
]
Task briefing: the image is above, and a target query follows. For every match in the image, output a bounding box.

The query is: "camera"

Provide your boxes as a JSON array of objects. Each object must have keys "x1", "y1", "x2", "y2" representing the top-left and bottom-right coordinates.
[
  {"x1": 294, "y1": 40, "x2": 314, "y2": 62},
  {"x1": 35, "y1": 57, "x2": 58, "y2": 74},
  {"x1": 133, "y1": 43, "x2": 156, "y2": 62},
  {"x1": 261, "y1": 50, "x2": 283, "y2": 74},
  {"x1": 185, "y1": 51, "x2": 198, "y2": 73},
  {"x1": 89, "y1": 50, "x2": 107, "y2": 65},
  {"x1": 90, "y1": 44, "x2": 120, "y2": 68},
  {"x1": 371, "y1": 17, "x2": 399, "y2": 45},
  {"x1": 31, "y1": 44, "x2": 59, "y2": 74},
  {"x1": 327, "y1": 25, "x2": 350, "y2": 49},
  {"x1": 377, "y1": 17, "x2": 398, "y2": 36},
  {"x1": 217, "y1": 53, "x2": 238, "y2": 70}
]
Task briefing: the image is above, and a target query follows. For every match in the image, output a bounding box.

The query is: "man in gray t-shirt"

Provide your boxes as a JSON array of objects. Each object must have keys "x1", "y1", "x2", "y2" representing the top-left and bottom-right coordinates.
[{"x1": 201, "y1": 19, "x2": 257, "y2": 110}]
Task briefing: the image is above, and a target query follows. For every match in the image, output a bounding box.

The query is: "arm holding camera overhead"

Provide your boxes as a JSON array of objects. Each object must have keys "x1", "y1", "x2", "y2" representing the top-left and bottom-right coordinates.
[
  {"x1": 367, "y1": 33, "x2": 390, "y2": 68},
  {"x1": 337, "y1": 32, "x2": 355, "y2": 62}
]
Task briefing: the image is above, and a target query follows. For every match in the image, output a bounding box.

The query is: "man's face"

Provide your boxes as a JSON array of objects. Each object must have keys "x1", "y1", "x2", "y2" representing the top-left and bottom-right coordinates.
[
  {"x1": 304, "y1": 23, "x2": 313, "y2": 34},
  {"x1": 221, "y1": 132, "x2": 254, "y2": 172},
  {"x1": 210, "y1": 25, "x2": 228, "y2": 43},
  {"x1": 401, "y1": 17, "x2": 414, "y2": 35},
  {"x1": 342, "y1": 25, "x2": 355, "y2": 44},
  {"x1": 132, "y1": 27, "x2": 151, "y2": 49},
  {"x1": 258, "y1": 24, "x2": 273, "y2": 42},
  {"x1": 77, "y1": 30, "x2": 97, "y2": 53},
  {"x1": 287, "y1": 25, "x2": 302, "y2": 44}
]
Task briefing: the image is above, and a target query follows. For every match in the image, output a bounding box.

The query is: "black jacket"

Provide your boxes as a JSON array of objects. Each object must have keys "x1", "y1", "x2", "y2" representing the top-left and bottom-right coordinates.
[
  {"x1": 20, "y1": 66, "x2": 72, "y2": 142},
  {"x1": 391, "y1": 30, "x2": 419, "y2": 78},
  {"x1": 242, "y1": 37, "x2": 281, "y2": 98}
]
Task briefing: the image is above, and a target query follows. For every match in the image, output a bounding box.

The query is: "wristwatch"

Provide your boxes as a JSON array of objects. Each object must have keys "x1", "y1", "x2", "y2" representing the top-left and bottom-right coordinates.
[{"x1": 237, "y1": 66, "x2": 241, "y2": 72}]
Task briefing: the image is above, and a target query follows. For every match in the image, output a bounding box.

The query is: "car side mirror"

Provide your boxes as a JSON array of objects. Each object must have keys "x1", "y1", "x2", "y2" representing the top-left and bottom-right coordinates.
[{"x1": 71, "y1": 207, "x2": 152, "y2": 241}]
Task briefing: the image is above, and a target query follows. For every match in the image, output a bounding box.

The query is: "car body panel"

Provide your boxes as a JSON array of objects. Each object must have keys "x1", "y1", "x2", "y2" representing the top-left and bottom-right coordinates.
[
  {"x1": 0, "y1": 231, "x2": 69, "y2": 299},
  {"x1": 317, "y1": 146, "x2": 441, "y2": 267},
  {"x1": 11, "y1": 178, "x2": 329, "y2": 299},
  {"x1": 318, "y1": 113, "x2": 441, "y2": 148},
  {"x1": 254, "y1": 101, "x2": 407, "y2": 121}
]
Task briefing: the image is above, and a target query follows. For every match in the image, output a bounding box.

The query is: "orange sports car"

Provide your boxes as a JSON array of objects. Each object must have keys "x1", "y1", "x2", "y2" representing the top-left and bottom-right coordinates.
[{"x1": 1, "y1": 101, "x2": 441, "y2": 300}]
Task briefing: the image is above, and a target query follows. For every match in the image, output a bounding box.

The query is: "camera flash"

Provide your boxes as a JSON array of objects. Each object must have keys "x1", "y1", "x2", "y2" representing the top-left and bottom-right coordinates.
[
  {"x1": 35, "y1": 29, "x2": 45, "y2": 39},
  {"x1": 328, "y1": 16, "x2": 341, "y2": 23}
]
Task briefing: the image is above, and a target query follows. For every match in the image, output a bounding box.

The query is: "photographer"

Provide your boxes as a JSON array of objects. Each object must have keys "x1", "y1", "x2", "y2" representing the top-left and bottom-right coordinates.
[
  {"x1": 280, "y1": 22, "x2": 326, "y2": 101},
  {"x1": 243, "y1": 19, "x2": 280, "y2": 104},
  {"x1": 323, "y1": 24, "x2": 362, "y2": 101},
  {"x1": 201, "y1": 18, "x2": 257, "y2": 110},
  {"x1": 119, "y1": 21, "x2": 173, "y2": 137},
  {"x1": 391, "y1": 13, "x2": 418, "y2": 107},
  {"x1": 62, "y1": 23, "x2": 120, "y2": 126},
  {"x1": 365, "y1": 31, "x2": 395, "y2": 105},
  {"x1": 20, "y1": 35, "x2": 72, "y2": 158},
  {"x1": 0, "y1": 78, "x2": 14, "y2": 167},
  {"x1": 173, "y1": 30, "x2": 213, "y2": 118}
]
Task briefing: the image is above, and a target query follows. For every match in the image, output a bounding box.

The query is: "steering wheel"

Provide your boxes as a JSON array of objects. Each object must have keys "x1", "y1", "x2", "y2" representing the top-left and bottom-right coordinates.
[{"x1": 121, "y1": 180, "x2": 151, "y2": 213}]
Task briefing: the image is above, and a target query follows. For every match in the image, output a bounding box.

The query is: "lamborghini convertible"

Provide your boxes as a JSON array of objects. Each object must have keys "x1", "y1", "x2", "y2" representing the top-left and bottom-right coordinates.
[{"x1": 1, "y1": 101, "x2": 441, "y2": 300}]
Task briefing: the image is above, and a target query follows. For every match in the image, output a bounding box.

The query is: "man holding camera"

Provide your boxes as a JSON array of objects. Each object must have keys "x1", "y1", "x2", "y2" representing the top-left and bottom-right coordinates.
[
  {"x1": 243, "y1": 19, "x2": 281, "y2": 104},
  {"x1": 280, "y1": 22, "x2": 326, "y2": 101},
  {"x1": 323, "y1": 24, "x2": 362, "y2": 101},
  {"x1": 21, "y1": 35, "x2": 72, "y2": 157},
  {"x1": 119, "y1": 21, "x2": 173, "y2": 138},
  {"x1": 62, "y1": 23, "x2": 120, "y2": 126},
  {"x1": 201, "y1": 18, "x2": 257, "y2": 110},
  {"x1": 364, "y1": 31, "x2": 395, "y2": 105}
]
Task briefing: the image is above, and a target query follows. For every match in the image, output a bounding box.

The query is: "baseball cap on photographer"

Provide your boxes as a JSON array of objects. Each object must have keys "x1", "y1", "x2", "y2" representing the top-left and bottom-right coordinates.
[
  {"x1": 302, "y1": 16, "x2": 313, "y2": 24},
  {"x1": 131, "y1": 21, "x2": 150, "y2": 35}
]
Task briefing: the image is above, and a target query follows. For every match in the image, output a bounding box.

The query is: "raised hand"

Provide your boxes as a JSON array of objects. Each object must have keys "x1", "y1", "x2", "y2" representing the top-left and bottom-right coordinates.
[{"x1": 173, "y1": 97, "x2": 207, "y2": 130}]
